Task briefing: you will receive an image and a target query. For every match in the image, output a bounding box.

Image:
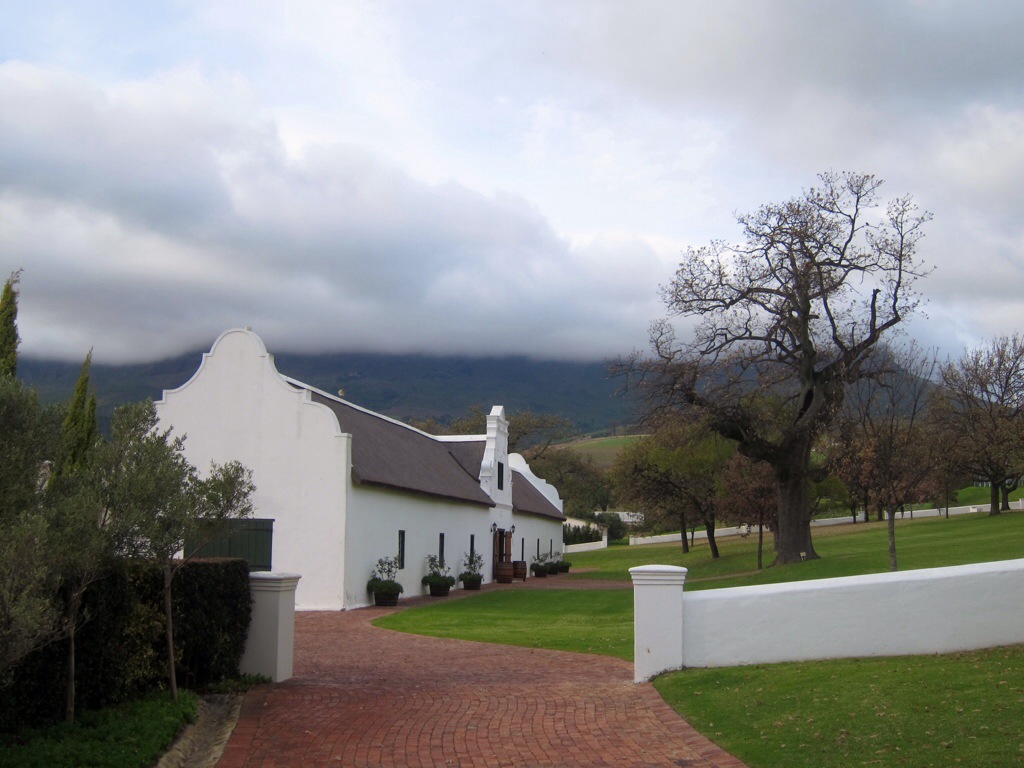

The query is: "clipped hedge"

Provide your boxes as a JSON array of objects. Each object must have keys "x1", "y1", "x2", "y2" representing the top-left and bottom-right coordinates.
[{"x1": 0, "y1": 558, "x2": 250, "y2": 733}]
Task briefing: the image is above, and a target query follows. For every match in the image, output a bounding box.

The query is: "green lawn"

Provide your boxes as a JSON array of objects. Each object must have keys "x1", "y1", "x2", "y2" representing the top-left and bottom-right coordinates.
[
  {"x1": 377, "y1": 589, "x2": 634, "y2": 660},
  {"x1": 567, "y1": 510, "x2": 1024, "y2": 588},
  {"x1": 657, "y1": 645, "x2": 1024, "y2": 768},
  {"x1": 377, "y1": 510, "x2": 1024, "y2": 768}
]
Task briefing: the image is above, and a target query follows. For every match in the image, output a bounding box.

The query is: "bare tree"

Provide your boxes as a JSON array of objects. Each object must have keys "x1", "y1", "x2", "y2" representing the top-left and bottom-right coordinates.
[
  {"x1": 620, "y1": 172, "x2": 930, "y2": 564},
  {"x1": 933, "y1": 334, "x2": 1024, "y2": 515},
  {"x1": 833, "y1": 343, "x2": 938, "y2": 570}
]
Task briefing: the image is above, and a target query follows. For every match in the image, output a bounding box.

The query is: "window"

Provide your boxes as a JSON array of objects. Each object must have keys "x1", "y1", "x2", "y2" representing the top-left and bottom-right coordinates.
[
  {"x1": 536, "y1": 538, "x2": 540, "y2": 559},
  {"x1": 398, "y1": 530, "x2": 406, "y2": 569},
  {"x1": 520, "y1": 537, "x2": 524, "y2": 561},
  {"x1": 439, "y1": 532, "x2": 445, "y2": 566},
  {"x1": 470, "y1": 534, "x2": 475, "y2": 559},
  {"x1": 498, "y1": 461, "x2": 505, "y2": 490},
  {"x1": 549, "y1": 539, "x2": 553, "y2": 556}
]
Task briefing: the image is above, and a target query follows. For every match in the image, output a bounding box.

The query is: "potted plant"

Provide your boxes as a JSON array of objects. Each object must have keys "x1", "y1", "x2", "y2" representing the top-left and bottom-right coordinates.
[
  {"x1": 558, "y1": 559, "x2": 571, "y2": 573},
  {"x1": 422, "y1": 554, "x2": 456, "y2": 597},
  {"x1": 530, "y1": 553, "x2": 548, "y2": 578},
  {"x1": 546, "y1": 558, "x2": 561, "y2": 575},
  {"x1": 459, "y1": 550, "x2": 485, "y2": 591},
  {"x1": 367, "y1": 556, "x2": 403, "y2": 607}
]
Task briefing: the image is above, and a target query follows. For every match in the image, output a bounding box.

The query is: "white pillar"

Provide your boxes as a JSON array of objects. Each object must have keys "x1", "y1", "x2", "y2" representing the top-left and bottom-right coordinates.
[
  {"x1": 241, "y1": 572, "x2": 301, "y2": 682},
  {"x1": 629, "y1": 565, "x2": 687, "y2": 683}
]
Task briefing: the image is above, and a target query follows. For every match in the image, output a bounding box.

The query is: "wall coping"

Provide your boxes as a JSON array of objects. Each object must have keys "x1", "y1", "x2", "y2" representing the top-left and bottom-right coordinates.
[
  {"x1": 629, "y1": 564, "x2": 688, "y2": 586},
  {"x1": 249, "y1": 572, "x2": 302, "y2": 593}
]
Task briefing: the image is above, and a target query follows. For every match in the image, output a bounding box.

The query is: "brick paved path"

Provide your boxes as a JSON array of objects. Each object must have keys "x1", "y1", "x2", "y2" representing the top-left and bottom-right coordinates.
[{"x1": 218, "y1": 587, "x2": 747, "y2": 768}]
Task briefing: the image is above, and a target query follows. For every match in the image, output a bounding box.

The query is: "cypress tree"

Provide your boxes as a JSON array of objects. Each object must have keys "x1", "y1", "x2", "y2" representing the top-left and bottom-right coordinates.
[
  {"x1": 57, "y1": 350, "x2": 98, "y2": 475},
  {"x1": 0, "y1": 270, "x2": 21, "y2": 379}
]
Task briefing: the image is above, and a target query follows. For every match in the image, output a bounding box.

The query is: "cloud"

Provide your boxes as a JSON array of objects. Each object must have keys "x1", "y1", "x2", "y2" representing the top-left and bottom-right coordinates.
[
  {"x1": 0, "y1": 61, "x2": 665, "y2": 363},
  {"x1": 1, "y1": 1, "x2": 1022, "y2": 367}
]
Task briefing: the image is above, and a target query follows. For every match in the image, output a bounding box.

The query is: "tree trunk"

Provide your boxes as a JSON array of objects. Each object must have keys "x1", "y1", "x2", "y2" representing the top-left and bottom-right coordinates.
[
  {"x1": 773, "y1": 449, "x2": 817, "y2": 564},
  {"x1": 163, "y1": 565, "x2": 178, "y2": 702},
  {"x1": 989, "y1": 481, "x2": 1001, "y2": 517},
  {"x1": 886, "y1": 507, "x2": 898, "y2": 571},
  {"x1": 677, "y1": 509, "x2": 689, "y2": 554},
  {"x1": 704, "y1": 515, "x2": 719, "y2": 559},
  {"x1": 1000, "y1": 481, "x2": 1011, "y2": 511},
  {"x1": 64, "y1": 593, "x2": 80, "y2": 724},
  {"x1": 756, "y1": 509, "x2": 764, "y2": 571}
]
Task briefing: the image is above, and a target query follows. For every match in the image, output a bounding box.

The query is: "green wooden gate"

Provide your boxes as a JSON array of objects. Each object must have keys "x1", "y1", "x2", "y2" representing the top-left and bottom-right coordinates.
[{"x1": 188, "y1": 518, "x2": 274, "y2": 571}]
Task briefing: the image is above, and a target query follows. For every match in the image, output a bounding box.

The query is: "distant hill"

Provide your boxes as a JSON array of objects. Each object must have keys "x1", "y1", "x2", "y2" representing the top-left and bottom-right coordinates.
[{"x1": 19, "y1": 350, "x2": 639, "y2": 435}]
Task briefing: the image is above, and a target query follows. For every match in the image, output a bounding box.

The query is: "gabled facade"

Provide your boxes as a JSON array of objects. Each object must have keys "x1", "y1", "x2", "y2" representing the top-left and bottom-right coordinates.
[{"x1": 156, "y1": 328, "x2": 565, "y2": 610}]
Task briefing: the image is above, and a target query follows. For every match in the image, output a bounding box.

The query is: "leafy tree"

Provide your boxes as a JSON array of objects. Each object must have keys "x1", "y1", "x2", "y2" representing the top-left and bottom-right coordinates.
[
  {"x1": 716, "y1": 454, "x2": 776, "y2": 569},
  {"x1": 620, "y1": 172, "x2": 930, "y2": 564},
  {"x1": 55, "y1": 351, "x2": 98, "y2": 477},
  {"x1": 610, "y1": 434, "x2": 692, "y2": 552},
  {"x1": 45, "y1": 351, "x2": 108, "y2": 722},
  {"x1": 0, "y1": 375, "x2": 63, "y2": 683},
  {"x1": 610, "y1": 418, "x2": 734, "y2": 557},
  {"x1": 98, "y1": 401, "x2": 254, "y2": 700},
  {"x1": 527, "y1": 448, "x2": 610, "y2": 517},
  {"x1": 932, "y1": 334, "x2": 1024, "y2": 515},
  {"x1": 0, "y1": 270, "x2": 20, "y2": 379}
]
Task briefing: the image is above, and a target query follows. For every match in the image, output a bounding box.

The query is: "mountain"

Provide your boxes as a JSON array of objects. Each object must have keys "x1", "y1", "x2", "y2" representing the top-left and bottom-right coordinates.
[{"x1": 18, "y1": 350, "x2": 638, "y2": 435}]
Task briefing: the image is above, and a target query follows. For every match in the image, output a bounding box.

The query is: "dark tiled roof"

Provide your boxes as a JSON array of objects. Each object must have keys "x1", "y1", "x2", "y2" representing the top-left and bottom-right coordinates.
[
  {"x1": 306, "y1": 390, "x2": 494, "y2": 508},
  {"x1": 512, "y1": 470, "x2": 565, "y2": 521}
]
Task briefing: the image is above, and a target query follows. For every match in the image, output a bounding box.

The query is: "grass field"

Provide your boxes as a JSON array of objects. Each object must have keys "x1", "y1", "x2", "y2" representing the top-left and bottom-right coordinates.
[
  {"x1": 567, "y1": 509, "x2": 1024, "y2": 588},
  {"x1": 656, "y1": 645, "x2": 1024, "y2": 768},
  {"x1": 377, "y1": 511, "x2": 1024, "y2": 768},
  {"x1": 562, "y1": 434, "x2": 642, "y2": 470}
]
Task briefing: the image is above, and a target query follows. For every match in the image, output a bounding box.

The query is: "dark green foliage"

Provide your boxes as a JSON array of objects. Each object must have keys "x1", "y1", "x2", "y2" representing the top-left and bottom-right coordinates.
[
  {"x1": 0, "y1": 691, "x2": 197, "y2": 768},
  {"x1": 0, "y1": 559, "x2": 250, "y2": 733},
  {"x1": 0, "y1": 271, "x2": 20, "y2": 380},
  {"x1": 56, "y1": 351, "x2": 98, "y2": 476},
  {"x1": 563, "y1": 523, "x2": 603, "y2": 545},
  {"x1": 595, "y1": 511, "x2": 627, "y2": 540},
  {"x1": 172, "y1": 558, "x2": 252, "y2": 690}
]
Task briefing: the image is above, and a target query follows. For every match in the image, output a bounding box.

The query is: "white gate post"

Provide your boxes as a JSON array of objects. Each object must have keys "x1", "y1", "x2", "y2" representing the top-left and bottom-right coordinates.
[
  {"x1": 241, "y1": 572, "x2": 301, "y2": 682},
  {"x1": 629, "y1": 565, "x2": 687, "y2": 683}
]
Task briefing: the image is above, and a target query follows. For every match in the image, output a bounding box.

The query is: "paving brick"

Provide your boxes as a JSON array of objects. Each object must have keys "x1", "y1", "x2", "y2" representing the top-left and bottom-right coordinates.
[{"x1": 218, "y1": 582, "x2": 746, "y2": 767}]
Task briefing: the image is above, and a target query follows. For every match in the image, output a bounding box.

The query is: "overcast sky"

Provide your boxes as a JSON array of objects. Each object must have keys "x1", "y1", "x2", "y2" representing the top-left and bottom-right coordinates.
[{"x1": 1, "y1": 1, "x2": 1022, "y2": 363}]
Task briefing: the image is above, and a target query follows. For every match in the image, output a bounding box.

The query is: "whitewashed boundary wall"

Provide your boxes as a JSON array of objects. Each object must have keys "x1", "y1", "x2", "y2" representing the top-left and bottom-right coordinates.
[
  {"x1": 630, "y1": 559, "x2": 1024, "y2": 683},
  {"x1": 628, "y1": 502, "x2": 1023, "y2": 547}
]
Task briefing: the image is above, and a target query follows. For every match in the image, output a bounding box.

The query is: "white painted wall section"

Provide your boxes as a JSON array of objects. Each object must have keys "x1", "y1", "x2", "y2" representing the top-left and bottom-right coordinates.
[
  {"x1": 156, "y1": 328, "x2": 350, "y2": 610},
  {"x1": 631, "y1": 559, "x2": 1024, "y2": 682}
]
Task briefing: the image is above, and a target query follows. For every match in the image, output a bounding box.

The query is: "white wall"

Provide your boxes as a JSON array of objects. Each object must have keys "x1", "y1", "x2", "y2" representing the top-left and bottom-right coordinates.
[
  {"x1": 156, "y1": 328, "x2": 350, "y2": 611},
  {"x1": 511, "y1": 512, "x2": 563, "y2": 565},
  {"x1": 631, "y1": 559, "x2": 1024, "y2": 682},
  {"x1": 344, "y1": 485, "x2": 496, "y2": 608}
]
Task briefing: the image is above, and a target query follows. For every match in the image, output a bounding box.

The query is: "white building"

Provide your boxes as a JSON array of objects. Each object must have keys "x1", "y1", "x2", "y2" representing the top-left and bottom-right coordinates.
[{"x1": 156, "y1": 328, "x2": 565, "y2": 610}]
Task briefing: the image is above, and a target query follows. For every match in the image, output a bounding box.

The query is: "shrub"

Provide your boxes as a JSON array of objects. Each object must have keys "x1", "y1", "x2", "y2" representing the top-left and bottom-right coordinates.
[
  {"x1": 563, "y1": 523, "x2": 602, "y2": 545},
  {"x1": 0, "y1": 558, "x2": 250, "y2": 733}
]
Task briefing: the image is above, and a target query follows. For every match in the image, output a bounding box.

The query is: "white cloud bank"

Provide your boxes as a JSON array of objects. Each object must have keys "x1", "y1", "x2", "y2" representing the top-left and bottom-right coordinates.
[{"x1": 0, "y1": 1, "x2": 1022, "y2": 363}]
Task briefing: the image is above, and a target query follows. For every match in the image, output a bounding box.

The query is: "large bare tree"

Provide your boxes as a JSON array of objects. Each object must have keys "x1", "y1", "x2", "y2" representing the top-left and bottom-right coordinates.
[
  {"x1": 622, "y1": 172, "x2": 930, "y2": 564},
  {"x1": 933, "y1": 334, "x2": 1024, "y2": 515}
]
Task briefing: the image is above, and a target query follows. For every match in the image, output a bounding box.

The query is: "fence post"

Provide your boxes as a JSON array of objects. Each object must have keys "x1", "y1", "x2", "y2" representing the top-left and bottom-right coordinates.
[
  {"x1": 629, "y1": 565, "x2": 687, "y2": 683},
  {"x1": 241, "y1": 572, "x2": 301, "y2": 682}
]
